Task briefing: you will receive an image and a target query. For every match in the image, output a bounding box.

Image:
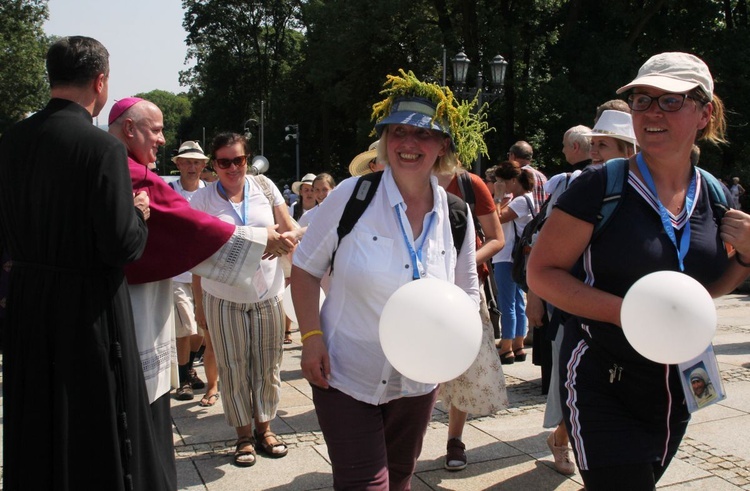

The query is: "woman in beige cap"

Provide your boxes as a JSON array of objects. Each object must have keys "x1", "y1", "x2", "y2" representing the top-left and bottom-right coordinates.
[{"x1": 529, "y1": 52, "x2": 750, "y2": 490}]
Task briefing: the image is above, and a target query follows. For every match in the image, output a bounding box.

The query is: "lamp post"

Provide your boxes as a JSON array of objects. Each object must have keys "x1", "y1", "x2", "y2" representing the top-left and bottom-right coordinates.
[
  {"x1": 244, "y1": 118, "x2": 257, "y2": 144},
  {"x1": 243, "y1": 100, "x2": 266, "y2": 156},
  {"x1": 451, "y1": 51, "x2": 508, "y2": 175},
  {"x1": 285, "y1": 124, "x2": 300, "y2": 181}
]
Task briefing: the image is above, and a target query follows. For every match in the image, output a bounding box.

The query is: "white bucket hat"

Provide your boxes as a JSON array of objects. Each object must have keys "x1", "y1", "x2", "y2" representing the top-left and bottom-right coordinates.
[
  {"x1": 616, "y1": 52, "x2": 713, "y2": 101},
  {"x1": 582, "y1": 110, "x2": 638, "y2": 146}
]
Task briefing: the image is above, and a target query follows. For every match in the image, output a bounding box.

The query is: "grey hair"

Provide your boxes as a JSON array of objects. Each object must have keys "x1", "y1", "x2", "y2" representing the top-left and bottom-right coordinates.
[{"x1": 564, "y1": 125, "x2": 593, "y2": 154}]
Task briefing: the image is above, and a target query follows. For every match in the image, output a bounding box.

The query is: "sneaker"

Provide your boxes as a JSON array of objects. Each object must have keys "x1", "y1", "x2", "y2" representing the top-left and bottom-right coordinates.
[
  {"x1": 547, "y1": 433, "x2": 575, "y2": 475},
  {"x1": 444, "y1": 438, "x2": 467, "y2": 471},
  {"x1": 189, "y1": 368, "x2": 205, "y2": 390},
  {"x1": 176, "y1": 381, "x2": 194, "y2": 401}
]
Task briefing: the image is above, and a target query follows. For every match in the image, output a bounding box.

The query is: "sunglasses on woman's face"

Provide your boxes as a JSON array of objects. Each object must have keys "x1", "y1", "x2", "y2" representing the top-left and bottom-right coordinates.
[{"x1": 214, "y1": 155, "x2": 247, "y2": 169}]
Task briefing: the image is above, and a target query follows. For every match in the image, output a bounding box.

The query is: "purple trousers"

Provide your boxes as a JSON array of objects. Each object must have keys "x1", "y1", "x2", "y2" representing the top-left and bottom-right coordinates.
[{"x1": 312, "y1": 385, "x2": 438, "y2": 490}]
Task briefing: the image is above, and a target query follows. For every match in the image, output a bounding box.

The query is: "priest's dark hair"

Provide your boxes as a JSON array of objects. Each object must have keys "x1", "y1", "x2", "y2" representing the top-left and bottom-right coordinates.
[{"x1": 46, "y1": 36, "x2": 109, "y2": 88}]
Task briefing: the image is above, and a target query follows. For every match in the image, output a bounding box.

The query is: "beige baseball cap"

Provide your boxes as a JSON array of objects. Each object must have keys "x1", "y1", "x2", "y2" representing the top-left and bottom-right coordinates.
[{"x1": 616, "y1": 52, "x2": 713, "y2": 101}]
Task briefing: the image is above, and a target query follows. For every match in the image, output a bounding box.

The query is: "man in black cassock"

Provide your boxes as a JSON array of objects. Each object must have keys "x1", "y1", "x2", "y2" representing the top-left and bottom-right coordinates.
[{"x1": 0, "y1": 36, "x2": 173, "y2": 491}]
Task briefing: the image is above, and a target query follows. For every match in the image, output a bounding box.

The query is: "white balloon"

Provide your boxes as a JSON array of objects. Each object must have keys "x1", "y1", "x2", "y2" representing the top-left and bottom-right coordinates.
[
  {"x1": 621, "y1": 271, "x2": 716, "y2": 364},
  {"x1": 282, "y1": 285, "x2": 325, "y2": 325},
  {"x1": 379, "y1": 278, "x2": 482, "y2": 384}
]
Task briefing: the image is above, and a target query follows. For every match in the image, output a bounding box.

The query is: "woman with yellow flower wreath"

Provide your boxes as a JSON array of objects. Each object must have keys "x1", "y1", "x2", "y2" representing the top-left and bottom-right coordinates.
[{"x1": 291, "y1": 70, "x2": 487, "y2": 489}]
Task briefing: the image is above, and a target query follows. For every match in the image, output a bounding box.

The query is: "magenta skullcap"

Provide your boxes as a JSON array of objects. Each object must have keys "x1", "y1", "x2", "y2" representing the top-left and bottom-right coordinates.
[{"x1": 108, "y1": 97, "x2": 144, "y2": 125}]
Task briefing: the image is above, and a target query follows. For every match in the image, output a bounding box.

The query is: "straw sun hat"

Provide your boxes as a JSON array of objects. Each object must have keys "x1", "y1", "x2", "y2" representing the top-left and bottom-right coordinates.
[
  {"x1": 171, "y1": 141, "x2": 209, "y2": 163},
  {"x1": 348, "y1": 140, "x2": 380, "y2": 176},
  {"x1": 291, "y1": 173, "x2": 316, "y2": 194}
]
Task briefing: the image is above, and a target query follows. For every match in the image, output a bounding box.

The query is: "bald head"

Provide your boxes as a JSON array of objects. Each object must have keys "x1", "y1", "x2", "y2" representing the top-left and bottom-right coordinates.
[
  {"x1": 109, "y1": 100, "x2": 165, "y2": 166},
  {"x1": 508, "y1": 141, "x2": 533, "y2": 165}
]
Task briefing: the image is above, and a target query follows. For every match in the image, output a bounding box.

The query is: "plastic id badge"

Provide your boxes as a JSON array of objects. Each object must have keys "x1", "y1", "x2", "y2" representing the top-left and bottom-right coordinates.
[{"x1": 678, "y1": 344, "x2": 726, "y2": 413}]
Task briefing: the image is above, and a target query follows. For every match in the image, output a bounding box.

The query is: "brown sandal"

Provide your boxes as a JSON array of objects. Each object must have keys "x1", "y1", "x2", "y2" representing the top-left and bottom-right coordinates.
[
  {"x1": 234, "y1": 436, "x2": 256, "y2": 467},
  {"x1": 254, "y1": 430, "x2": 288, "y2": 458},
  {"x1": 445, "y1": 437, "x2": 467, "y2": 471}
]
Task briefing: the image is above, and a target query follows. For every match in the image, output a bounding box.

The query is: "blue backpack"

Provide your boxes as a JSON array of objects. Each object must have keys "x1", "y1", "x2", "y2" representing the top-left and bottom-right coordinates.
[
  {"x1": 595, "y1": 158, "x2": 729, "y2": 239},
  {"x1": 511, "y1": 158, "x2": 729, "y2": 291}
]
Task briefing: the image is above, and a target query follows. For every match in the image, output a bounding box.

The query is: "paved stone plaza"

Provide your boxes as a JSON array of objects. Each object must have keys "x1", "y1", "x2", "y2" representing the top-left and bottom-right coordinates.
[{"x1": 164, "y1": 293, "x2": 750, "y2": 490}]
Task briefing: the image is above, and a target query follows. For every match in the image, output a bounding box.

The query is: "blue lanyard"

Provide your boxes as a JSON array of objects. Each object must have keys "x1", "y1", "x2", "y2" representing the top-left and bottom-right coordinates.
[
  {"x1": 395, "y1": 202, "x2": 436, "y2": 280},
  {"x1": 217, "y1": 178, "x2": 250, "y2": 225},
  {"x1": 636, "y1": 153, "x2": 696, "y2": 272}
]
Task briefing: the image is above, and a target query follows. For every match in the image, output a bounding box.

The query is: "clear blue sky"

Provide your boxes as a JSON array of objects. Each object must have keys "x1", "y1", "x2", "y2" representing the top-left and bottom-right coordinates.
[{"x1": 43, "y1": 0, "x2": 191, "y2": 125}]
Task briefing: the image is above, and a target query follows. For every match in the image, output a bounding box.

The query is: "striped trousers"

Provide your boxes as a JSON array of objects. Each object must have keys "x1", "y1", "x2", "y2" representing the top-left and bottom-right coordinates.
[{"x1": 203, "y1": 292, "x2": 285, "y2": 427}]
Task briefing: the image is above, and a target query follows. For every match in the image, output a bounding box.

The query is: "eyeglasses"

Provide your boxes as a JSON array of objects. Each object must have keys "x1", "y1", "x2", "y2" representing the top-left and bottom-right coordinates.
[
  {"x1": 627, "y1": 93, "x2": 697, "y2": 112},
  {"x1": 214, "y1": 155, "x2": 247, "y2": 169}
]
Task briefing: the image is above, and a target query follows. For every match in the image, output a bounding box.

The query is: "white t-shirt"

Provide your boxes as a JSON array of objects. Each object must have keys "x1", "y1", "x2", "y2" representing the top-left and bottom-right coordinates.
[
  {"x1": 190, "y1": 176, "x2": 285, "y2": 304},
  {"x1": 297, "y1": 205, "x2": 319, "y2": 228},
  {"x1": 492, "y1": 192, "x2": 535, "y2": 263},
  {"x1": 293, "y1": 166, "x2": 479, "y2": 406},
  {"x1": 171, "y1": 179, "x2": 206, "y2": 284}
]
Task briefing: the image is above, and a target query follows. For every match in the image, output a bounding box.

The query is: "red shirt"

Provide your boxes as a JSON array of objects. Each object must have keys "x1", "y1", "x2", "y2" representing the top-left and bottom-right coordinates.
[{"x1": 446, "y1": 171, "x2": 496, "y2": 282}]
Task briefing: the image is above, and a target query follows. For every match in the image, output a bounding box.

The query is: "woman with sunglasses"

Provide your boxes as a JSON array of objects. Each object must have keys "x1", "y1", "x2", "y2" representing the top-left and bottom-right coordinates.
[
  {"x1": 528, "y1": 52, "x2": 750, "y2": 490},
  {"x1": 190, "y1": 132, "x2": 302, "y2": 467}
]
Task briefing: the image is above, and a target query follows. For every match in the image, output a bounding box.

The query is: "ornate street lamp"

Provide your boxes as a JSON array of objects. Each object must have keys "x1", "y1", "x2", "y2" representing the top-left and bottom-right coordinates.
[
  {"x1": 452, "y1": 51, "x2": 471, "y2": 92},
  {"x1": 488, "y1": 54, "x2": 509, "y2": 91},
  {"x1": 450, "y1": 50, "x2": 508, "y2": 174}
]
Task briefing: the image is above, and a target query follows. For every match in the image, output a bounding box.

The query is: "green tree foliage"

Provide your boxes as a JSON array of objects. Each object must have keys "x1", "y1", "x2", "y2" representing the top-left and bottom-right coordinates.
[
  {"x1": 297, "y1": 0, "x2": 447, "y2": 174},
  {"x1": 181, "y1": 0, "x2": 302, "y2": 170},
  {"x1": 0, "y1": 0, "x2": 49, "y2": 134},
  {"x1": 181, "y1": 0, "x2": 750, "y2": 183},
  {"x1": 135, "y1": 89, "x2": 192, "y2": 174}
]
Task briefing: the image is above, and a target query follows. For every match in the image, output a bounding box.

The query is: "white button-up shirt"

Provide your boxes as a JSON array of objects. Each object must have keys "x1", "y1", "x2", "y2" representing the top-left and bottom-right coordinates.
[{"x1": 293, "y1": 166, "x2": 479, "y2": 405}]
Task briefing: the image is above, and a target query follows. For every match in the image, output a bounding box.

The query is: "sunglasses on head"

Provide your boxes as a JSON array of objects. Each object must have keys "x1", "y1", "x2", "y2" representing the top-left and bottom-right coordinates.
[{"x1": 214, "y1": 155, "x2": 247, "y2": 169}]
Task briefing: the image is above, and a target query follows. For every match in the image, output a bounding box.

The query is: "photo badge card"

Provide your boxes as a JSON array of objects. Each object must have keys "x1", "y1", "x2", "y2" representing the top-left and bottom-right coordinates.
[{"x1": 678, "y1": 344, "x2": 726, "y2": 413}]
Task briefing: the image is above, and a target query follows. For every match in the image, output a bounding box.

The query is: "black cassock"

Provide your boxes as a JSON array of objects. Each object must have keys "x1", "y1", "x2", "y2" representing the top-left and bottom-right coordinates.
[{"x1": 0, "y1": 99, "x2": 173, "y2": 491}]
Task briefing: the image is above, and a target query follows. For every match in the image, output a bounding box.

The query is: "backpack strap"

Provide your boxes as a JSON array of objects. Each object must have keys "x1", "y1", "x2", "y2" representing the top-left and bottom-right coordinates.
[
  {"x1": 696, "y1": 167, "x2": 730, "y2": 222},
  {"x1": 253, "y1": 175, "x2": 275, "y2": 208},
  {"x1": 331, "y1": 171, "x2": 468, "y2": 273},
  {"x1": 454, "y1": 170, "x2": 482, "y2": 241},
  {"x1": 457, "y1": 171, "x2": 475, "y2": 209},
  {"x1": 512, "y1": 194, "x2": 536, "y2": 242},
  {"x1": 445, "y1": 193, "x2": 468, "y2": 254},
  {"x1": 593, "y1": 158, "x2": 629, "y2": 240},
  {"x1": 331, "y1": 171, "x2": 383, "y2": 272},
  {"x1": 524, "y1": 194, "x2": 536, "y2": 218}
]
